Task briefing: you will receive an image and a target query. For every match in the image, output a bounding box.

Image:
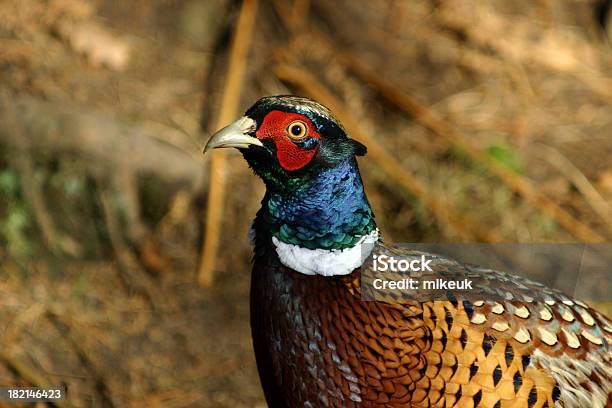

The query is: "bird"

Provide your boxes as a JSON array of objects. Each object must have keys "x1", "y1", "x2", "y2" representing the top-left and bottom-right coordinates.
[{"x1": 204, "y1": 95, "x2": 611, "y2": 407}]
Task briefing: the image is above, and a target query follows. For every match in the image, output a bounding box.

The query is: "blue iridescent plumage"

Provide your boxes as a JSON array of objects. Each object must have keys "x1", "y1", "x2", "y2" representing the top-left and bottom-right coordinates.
[{"x1": 262, "y1": 158, "x2": 375, "y2": 250}]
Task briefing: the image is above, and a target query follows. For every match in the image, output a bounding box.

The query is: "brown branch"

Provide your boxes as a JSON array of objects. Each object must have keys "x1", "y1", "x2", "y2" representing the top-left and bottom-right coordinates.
[
  {"x1": 111, "y1": 169, "x2": 171, "y2": 276},
  {"x1": 99, "y1": 190, "x2": 160, "y2": 310},
  {"x1": 274, "y1": 63, "x2": 501, "y2": 242},
  {"x1": 113, "y1": 168, "x2": 147, "y2": 244},
  {"x1": 11, "y1": 152, "x2": 62, "y2": 254},
  {"x1": 289, "y1": 0, "x2": 310, "y2": 34},
  {"x1": 339, "y1": 53, "x2": 607, "y2": 242},
  {"x1": 198, "y1": 0, "x2": 259, "y2": 288}
]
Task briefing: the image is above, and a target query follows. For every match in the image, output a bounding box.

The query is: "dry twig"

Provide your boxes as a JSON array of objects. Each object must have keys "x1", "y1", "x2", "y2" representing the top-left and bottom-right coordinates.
[
  {"x1": 198, "y1": 0, "x2": 259, "y2": 287},
  {"x1": 10, "y1": 152, "x2": 62, "y2": 254},
  {"x1": 99, "y1": 190, "x2": 160, "y2": 310}
]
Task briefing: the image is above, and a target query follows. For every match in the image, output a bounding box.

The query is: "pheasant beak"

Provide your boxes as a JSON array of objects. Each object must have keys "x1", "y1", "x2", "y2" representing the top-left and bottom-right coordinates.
[{"x1": 203, "y1": 116, "x2": 262, "y2": 153}]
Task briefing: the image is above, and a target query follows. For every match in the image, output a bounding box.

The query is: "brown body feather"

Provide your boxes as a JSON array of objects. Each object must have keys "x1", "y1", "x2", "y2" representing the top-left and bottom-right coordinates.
[{"x1": 251, "y1": 243, "x2": 612, "y2": 407}]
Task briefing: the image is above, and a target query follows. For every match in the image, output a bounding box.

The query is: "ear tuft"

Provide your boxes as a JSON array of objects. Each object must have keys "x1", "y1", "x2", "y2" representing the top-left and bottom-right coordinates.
[{"x1": 351, "y1": 139, "x2": 367, "y2": 156}]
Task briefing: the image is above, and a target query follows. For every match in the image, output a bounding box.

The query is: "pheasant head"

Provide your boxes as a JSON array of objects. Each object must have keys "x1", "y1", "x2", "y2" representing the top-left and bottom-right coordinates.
[{"x1": 205, "y1": 96, "x2": 378, "y2": 276}]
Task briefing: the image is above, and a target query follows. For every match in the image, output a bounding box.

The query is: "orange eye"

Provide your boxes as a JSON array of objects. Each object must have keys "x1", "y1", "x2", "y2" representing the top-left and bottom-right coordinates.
[{"x1": 286, "y1": 121, "x2": 308, "y2": 140}]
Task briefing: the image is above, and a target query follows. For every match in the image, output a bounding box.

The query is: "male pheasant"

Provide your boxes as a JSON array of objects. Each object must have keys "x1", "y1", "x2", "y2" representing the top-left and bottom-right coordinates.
[{"x1": 204, "y1": 96, "x2": 611, "y2": 407}]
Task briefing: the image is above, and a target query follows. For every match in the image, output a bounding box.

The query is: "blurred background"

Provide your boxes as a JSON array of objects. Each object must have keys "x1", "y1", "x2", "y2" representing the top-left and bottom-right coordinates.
[{"x1": 0, "y1": 0, "x2": 611, "y2": 406}]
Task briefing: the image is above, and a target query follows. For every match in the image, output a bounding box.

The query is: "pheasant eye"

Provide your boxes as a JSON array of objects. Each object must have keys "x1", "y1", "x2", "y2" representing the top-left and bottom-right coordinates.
[{"x1": 287, "y1": 121, "x2": 308, "y2": 140}]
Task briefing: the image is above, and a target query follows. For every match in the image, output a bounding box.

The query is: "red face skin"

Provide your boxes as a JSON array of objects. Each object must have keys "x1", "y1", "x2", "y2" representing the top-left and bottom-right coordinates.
[{"x1": 255, "y1": 110, "x2": 321, "y2": 171}]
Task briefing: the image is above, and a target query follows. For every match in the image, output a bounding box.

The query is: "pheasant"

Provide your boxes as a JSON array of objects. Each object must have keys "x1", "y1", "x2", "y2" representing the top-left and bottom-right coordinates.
[{"x1": 204, "y1": 96, "x2": 611, "y2": 407}]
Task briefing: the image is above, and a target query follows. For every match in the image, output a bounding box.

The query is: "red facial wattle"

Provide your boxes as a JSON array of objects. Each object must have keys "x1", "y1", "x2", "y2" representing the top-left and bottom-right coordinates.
[{"x1": 255, "y1": 110, "x2": 320, "y2": 171}]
